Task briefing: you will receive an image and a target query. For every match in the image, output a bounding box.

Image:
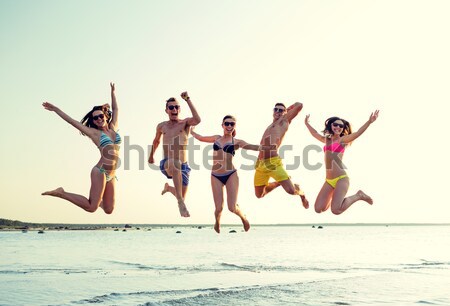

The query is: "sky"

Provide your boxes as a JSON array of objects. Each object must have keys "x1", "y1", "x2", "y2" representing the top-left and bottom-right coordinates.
[{"x1": 1, "y1": 0, "x2": 449, "y2": 225}]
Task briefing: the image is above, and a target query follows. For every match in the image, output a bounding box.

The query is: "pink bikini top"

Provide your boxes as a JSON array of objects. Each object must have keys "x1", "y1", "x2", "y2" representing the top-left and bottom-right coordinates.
[{"x1": 323, "y1": 142, "x2": 345, "y2": 153}]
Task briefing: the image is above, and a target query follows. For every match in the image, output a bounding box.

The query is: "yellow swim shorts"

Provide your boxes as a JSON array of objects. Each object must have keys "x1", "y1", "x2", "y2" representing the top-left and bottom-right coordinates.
[
  {"x1": 254, "y1": 156, "x2": 290, "y2": 186},
  {"x1": 325, "y1": 175, "x2": 349, "y2": 189}
]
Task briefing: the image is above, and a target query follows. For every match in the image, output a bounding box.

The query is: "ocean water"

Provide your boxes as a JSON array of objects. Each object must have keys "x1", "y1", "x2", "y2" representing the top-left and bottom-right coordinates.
[{"x1": 1, "y1": 225, "x2": 449, "y2": 306}]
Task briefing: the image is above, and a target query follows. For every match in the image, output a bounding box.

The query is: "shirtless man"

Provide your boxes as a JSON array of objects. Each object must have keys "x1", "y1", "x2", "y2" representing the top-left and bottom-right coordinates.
[
  {"x1": 254, "y1": 102, "x2": 309, "y2": 208},
  {"x1": 148, "y1": 92, "x2": 201, "y2": 217}
]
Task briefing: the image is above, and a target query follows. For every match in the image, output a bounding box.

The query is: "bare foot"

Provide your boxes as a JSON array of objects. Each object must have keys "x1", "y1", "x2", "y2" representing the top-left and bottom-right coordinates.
[
  {"x1": 214, "y1": 221, "x2": 220, "y2": 233},
  {"x1": 357, "y1": 190, "x2": 373, "y2": 205},
  {"x1": 294, "y1": 184, "x2": 309, "y2": 209},
  {"x1": 242, "y1": 217, "x2": 250, "y2": 232},
  {"x1": 300, "y1": 194, "x2": 309, "y2": 209},
  {"x1": 177, "y1": 199, "x2": 190, "y2": 217},
  {"x1": 161, "y1": 183, "x2": 170, "y2": 195},
  {"x1": 42, "y1": 187, "x2": 64, "y2": 197},
  {"x1": 294, "y1": 184, "x2": 303, "y2": 195}
]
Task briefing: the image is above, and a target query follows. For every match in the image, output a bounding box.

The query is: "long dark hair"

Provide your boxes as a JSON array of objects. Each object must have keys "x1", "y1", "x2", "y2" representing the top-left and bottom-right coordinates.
[
  {"x1": 222, "y1": 115, "x2": 236, "y2": 137},
  {"x1": 323, "y1": 116, "x2": 352, "y2": 137},
  {"x1": 80, "y1": 104, "x2": 112, "y2": 135}
]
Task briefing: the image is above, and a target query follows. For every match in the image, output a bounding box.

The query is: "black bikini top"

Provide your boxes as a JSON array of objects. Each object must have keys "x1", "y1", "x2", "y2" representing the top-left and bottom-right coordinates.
[{"x1": 213, "y1": 138, "x2": 235, "y2": 156}]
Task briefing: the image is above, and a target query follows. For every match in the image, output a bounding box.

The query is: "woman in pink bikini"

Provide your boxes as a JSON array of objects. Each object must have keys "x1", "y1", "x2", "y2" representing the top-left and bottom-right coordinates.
[{"x1": 304, "y1": 110, "x2": 379, "y2": 214}]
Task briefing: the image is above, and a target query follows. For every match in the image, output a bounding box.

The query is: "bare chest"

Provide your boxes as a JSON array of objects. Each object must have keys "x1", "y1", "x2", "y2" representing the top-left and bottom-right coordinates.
[
  {"x1": 162, "y1": 122, "x2": 188, "y2": 143},
  {"x1": 262, "y1": 122, "x2": 288, "y2": 141}
]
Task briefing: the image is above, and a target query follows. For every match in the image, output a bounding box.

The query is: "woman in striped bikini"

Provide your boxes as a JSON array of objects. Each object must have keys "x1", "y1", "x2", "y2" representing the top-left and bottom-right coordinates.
[
  {"x1": 42, "y1": 82, "x2": 121, "y2": 214},
  {"x1": 304, "y1": 111, "x2": 379, "y2": 215},
  {"x1": 191, "y1": 115, "x2": 264, "y2": 233}
]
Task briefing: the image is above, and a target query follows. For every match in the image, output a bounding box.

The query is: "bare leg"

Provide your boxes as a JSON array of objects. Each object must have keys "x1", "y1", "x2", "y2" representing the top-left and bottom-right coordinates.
[
  {"x1": 179, "y1": 184, "x2": 190, "y2": 217},
  {"x1": 161, "y1": 183, "x2": 187, "y2": 199},
  {"x1": 211, "y1": 175, "x2": 224, "y2": 233},
  {"x1": 278, "y1": 179, "x2": 309, "y2": 208},
  {"x1": 236, "y1": 204, "x2": 250, "y2": 232},
  {"x1": 42, "y1": 168, "x2": 106, "y2": 213},
  {"x1": 225, "y1": 173, "x2": 250, "y2": 232},
  {"x1": 176, "y1": 200, "x2": 190, "y2": 218},
  {"x1": 42, "y1": 187, "x2": 65, "y2": 197},
  {"x1": 314, "y1": 182, "x2": 334, "y2": 213},
  {"x1": 332, "y1": 188, "x2": 373, "y2": 215},
  {"x1": 355, "y1": 190, "x2": 373, "y2": 204},
  {"x1": 161, "y1": 182, "x2": 176, "y2": 196},
  {"x1": 165, "y1": 159, "x2": 189, "y2": 217},
  {"x1": 254, "y1": 181, "x2": 281, "y2": 198},
  {"x1": 101, "y1": 179, "x2": 116, "y2": 214},
  {"x1": 279, "y1": 179, "x2": 296, "y2": 194},
  {"x1": 294, "y1": 184, "x2": 309, "y2": 209},
  {"x1": 330, "y1": 178, "x2": 372, "y2": 215},
  {"x1": 182, "y1": 185, "x2": 188, "y2": 199}
]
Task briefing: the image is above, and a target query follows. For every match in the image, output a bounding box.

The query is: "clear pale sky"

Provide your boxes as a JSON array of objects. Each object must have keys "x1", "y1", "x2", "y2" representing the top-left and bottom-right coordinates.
[{"x1": 1, "y1": 0, "x2": 449, "y2": 224}]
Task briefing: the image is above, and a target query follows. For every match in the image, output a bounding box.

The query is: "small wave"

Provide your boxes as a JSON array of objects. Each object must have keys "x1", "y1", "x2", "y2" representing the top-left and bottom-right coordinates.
[
  {"x1": 109, "y1": 260, "x2": 181, "y2": 271},
  {"x1": 140, "y1": 283, "x2": 308, "y2": 306},
  {"x1": 72, "y1": 279, "x2": 359, "y2": 305},
  {"x1": 416, "y1": 301, "x2": 437, "y2": 305},
  {"x1": 218, "y1": 262, "x2": 369, "y2": 274},
  {"x1": 0, "y1": 270, "x2": 28, "y2": 274},
  {"x1": 218, "y1": 262, "x2": 260, "y2": 272},
  {"x1": 419, "y1": 259, "x2": 450, "y2": 266},
  {"x1": 73, "y1": 286, "x2": 268, "y2": 305},
  {"x1": 219, "y1": 262, "x2": 283, "y2": 272},
  {"x1": 0, "y1": 268, "x2": 90, "y2": 275},
  {"x1": 73, "y1": 274, "x2": 410, "y2": 306},
  {"x1": 75, "y1": 292, "x2": 123, "y2": 304},
  {"x1": 110, "y1": 260, "x2": 281, "y2": 273},
  {"x1": 108, "y1": 260, "x2": 400, "y2": 275},
  {"x1": 72, "y1": 288, "x2": 221, "y2": 305},
  {"x1": 402, "y1": 260, "x2": 450, "y2": 270},
  {"x1": 419, "y1": 262, "x2": 448, "y2": 267}
]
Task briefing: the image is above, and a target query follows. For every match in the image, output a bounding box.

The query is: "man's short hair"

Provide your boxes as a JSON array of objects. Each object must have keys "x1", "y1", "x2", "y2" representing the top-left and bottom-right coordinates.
[
  {"x1": 274, "y1": 103, "x2": 286, "y2": 109},
  {"x1": 166, "y1": 97, "x2": 177, "y2": 108}
]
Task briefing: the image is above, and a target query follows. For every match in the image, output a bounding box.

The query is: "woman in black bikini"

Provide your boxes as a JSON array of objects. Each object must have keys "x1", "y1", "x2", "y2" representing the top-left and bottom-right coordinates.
[{"x1": 191, "y1": 115, "x2": 263, "y2": 233}]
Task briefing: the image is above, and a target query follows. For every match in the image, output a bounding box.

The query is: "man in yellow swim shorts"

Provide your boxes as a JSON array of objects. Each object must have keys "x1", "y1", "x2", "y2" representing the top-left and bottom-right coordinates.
[{"x1": 254, "y1": 102, "x2": 309, "y2": 209}]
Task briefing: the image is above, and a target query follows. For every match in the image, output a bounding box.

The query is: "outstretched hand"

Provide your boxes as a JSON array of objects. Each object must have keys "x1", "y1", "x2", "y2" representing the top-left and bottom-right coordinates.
[
  {"x1": 369, "y1": 110, "x2": 380, "y2": 124},
  {"x1": 305, "y1": 114, "x2": 310, "y2": 125},
  {"x1": 181, "y1": 91, "x2": 190, "y2": 101},
  {"x1": 42, "y1": 102, "x2": 58, "y2": 112},
  {"x1": 110, "y1": 82, "x2": 115, "y2": 92}
]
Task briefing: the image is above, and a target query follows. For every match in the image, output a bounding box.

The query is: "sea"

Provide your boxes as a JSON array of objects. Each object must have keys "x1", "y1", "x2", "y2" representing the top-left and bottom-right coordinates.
[{"x1": 1, "y1": 225, "x2": 449, "y2": 306}]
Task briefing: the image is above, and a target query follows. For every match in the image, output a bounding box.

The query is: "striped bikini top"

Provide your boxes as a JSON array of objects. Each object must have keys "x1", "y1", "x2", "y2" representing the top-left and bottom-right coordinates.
[{"x1": 99, "y1": 131, "x2": 122, "y2": 148}]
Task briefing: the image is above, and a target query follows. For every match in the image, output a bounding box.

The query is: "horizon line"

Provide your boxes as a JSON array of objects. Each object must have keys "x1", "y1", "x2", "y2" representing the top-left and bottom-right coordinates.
[{"x1": 1, "y1": 218, "x2": 449, "y2": 227}]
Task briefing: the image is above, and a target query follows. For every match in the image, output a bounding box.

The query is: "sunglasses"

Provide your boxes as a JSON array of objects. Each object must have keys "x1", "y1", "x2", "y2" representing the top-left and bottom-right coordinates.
[
  {"x1": 93, "y1": 114, "x2": 105, "y2": 121},
  {"x1": 332, "y1": 122, "x2": 344, "y2": 128},
  {"x1": 223, "y1": 121, "x2": 235, "y2": 127},
  {"x1": 273, "y1": 107, "x2": 285, "y2": 113},
  {"x1": 167, "y1": 105, "x2": 180, "y2": 110}
]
